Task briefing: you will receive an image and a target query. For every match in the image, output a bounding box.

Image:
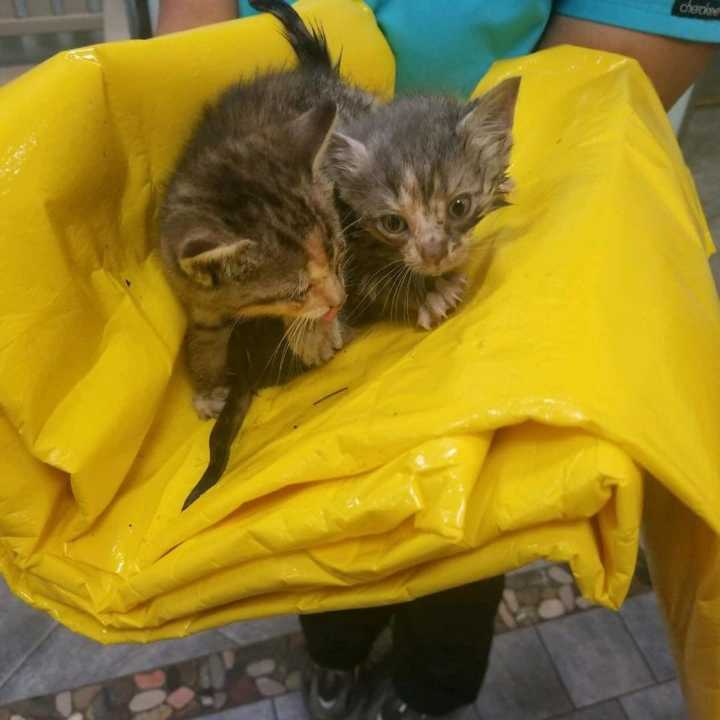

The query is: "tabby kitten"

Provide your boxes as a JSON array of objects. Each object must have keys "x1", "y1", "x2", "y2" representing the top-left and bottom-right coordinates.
[
  {"x1": 165, "y1": 0, "x2": 377, "y2": 508},
  {"x1": 330, "y1": 79, "x2": 521, "y2": 329},
  {"x1": 159, "y1": 63, "x2": 362, "y2": 420}
]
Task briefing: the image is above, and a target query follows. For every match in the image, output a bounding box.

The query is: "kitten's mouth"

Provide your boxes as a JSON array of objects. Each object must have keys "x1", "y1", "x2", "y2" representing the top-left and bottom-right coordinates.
[
  {"x1": 415, "y1": 259, "x2": 460, "y2": 277},
  {"x1": 414, "y1": 248, "x2": 468, "y2": 277},
  {"x1": 321, "y1": 307, "x2": 339, "y2": 323},
  {"x1": 303, "y1": 306, "x2": 340, "y2": 322},
  {"x1": 421, "y1": 266, "x2": 447, "y2": 277}
]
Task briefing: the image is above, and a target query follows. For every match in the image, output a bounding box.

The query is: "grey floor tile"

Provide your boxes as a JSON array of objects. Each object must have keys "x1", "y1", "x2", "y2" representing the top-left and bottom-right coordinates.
[
  {"x1": 538, "y1": 608, "x2": 653, "y2": 708},
  {"x1": 553, "y1": 700, "x2": 627, "y2": 720},
  {"x1": 0, "y1": 578, "x2": 56, "y2": 689},
  {"x1": 275, "y1": 691, "x2": 309, "y2": 720},
  {"x1": 620, "y1": 680, "x2": 688, "y2": 720},
  {"x1": 620, "y1": 593, "x2": 677, "y2": 683},
  {"x1": 0, "y1": 622, "x2": 234, "y2": 704},
  {"x1": 199, "y1": 699, "x2": 276, "y2": 719},
  {"x1": 477, "y1": 627, "x2": 573, "y2": 720},
  {"x1": 683, "y1": 107, "x2": 720, "y2": 220},
  {"x1": 711, "y1": 251, "x2": 720, "y2": 296},
  {"x1": 220, "y1": 615, "x2": 301, "y2": 645}
]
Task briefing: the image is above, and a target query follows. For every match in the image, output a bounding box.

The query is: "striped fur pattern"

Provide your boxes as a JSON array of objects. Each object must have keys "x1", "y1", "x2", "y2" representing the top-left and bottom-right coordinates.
[{"x1": 158, "y1": 67, "x2": 369, "y2": 420}]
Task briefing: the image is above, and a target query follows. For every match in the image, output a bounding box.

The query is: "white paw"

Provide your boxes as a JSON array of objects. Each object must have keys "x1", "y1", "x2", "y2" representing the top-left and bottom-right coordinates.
[
  {"x1": 417, "y1": 273, "x2": 467, "y2": 330},
  {"x1": 292, "y1": 318, "x2": 344, "y2": 367},
  {"x1": 193, "y1": 386, "x2": 230, "y2": 420}
]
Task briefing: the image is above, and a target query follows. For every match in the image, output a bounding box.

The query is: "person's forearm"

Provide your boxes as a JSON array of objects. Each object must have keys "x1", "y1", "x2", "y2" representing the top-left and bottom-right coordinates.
[
  {"x1": 156, "y1": 0, "x2": 237, "y2": 35},
  {"x1": 539, "y1": 15, "x2": 716, "y2": 110}
]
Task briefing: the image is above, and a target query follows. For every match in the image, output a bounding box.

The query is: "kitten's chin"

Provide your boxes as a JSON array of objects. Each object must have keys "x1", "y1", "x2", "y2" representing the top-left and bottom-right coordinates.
[
  {"x1": 407, "y1": 247, "x2": 468, "y2": 277},
  {"x1": 413, "y1": 258, "x2": 466, "y2": 277}
]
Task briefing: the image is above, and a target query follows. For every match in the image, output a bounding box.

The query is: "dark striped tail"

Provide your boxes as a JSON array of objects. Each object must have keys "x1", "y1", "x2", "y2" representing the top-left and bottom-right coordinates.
[
  {"x1": 249, "y1": 0, "x2": 334, "y2": 73},
  {"x1": 182, "y1": 390, "x2": 252, "y2": 510}
]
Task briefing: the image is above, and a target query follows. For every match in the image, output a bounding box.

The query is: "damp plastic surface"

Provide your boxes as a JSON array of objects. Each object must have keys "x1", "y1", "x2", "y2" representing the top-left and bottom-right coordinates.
[{"x1": 1, "y1": 2, "x2": 719, "y2": 717}]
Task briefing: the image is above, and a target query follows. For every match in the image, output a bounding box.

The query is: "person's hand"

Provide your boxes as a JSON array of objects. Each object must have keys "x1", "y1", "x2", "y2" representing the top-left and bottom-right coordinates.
[
  {"x1": 540, "y1": 16, "x2": 716, "y2": 110},
  {"x1": 156, "y1": 0, "x2": 237, "y2": 35}
]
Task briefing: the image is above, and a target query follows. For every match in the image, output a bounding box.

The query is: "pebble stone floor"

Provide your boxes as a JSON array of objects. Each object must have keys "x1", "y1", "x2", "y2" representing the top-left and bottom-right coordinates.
[
  {"x1": 0, "y1": 558, "x2": 687, "y2": 720},
  {"x1": 1, "y1": 48, "x2": 718, "y2": 720}
]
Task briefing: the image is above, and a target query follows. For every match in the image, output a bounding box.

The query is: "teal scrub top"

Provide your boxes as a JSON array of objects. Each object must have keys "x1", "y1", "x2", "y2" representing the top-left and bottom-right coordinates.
[{"x1": 237, "y1": 0, "x2": 719, "y2": 95}]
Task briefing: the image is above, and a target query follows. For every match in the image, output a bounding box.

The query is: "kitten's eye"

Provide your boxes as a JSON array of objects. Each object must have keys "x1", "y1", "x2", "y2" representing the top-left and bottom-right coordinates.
[
  {"x1": 378, "y1": 214, "x2": 408, "y2": 235},
  {"x1": 448, "y1": 194, "x2": 472, "y2": 219}
]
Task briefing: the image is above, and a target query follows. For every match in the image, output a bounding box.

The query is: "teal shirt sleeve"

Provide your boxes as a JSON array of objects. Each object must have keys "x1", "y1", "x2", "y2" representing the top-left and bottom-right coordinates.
[
  {"x1": 362, "y1": 0, "x2": 552, "y2": 96},
  {"x1": 240, "y1": 0, "x2": 718, "y2": 96},
  {"x1": 556, "y1": 0, "x2": 720, "y2": 42},
  {"x1": 239, "y1": 0, "x2": 552, "y2": 97}
]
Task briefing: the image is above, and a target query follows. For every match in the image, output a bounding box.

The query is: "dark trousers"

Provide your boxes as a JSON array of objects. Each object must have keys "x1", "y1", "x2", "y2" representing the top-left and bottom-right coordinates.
[{"x1": 300, "y1": 576, "x2": 504, "y2": 716}]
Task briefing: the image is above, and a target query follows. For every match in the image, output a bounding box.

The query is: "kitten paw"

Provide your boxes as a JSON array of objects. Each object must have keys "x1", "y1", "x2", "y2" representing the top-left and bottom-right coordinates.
[
  {"x1": 292, "y1": 318, "x2": 344, "y2": 367},
  {"x1": 193, "y1": 386, "x2": 230, "y2": 420},
  {"x1": 436, "y1": 272, "x2": 467, "y2": 307},
  {"x1": 417, "y1": 273, "x2": 467, "y2": 330}
]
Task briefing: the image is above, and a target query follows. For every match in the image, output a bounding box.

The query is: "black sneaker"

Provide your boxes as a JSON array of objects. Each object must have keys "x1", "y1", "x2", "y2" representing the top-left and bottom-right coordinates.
[
  {"x1": 367, "y1": 682, "x2": 482, "y2": 719},
  {"x1": 302, "y1": 660, "x2": 365, "y2": 719}
]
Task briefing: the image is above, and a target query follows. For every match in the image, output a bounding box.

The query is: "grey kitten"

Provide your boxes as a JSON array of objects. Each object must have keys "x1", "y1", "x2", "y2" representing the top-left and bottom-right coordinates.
[
  {"x1": 331, "y1": 80, "x2": 520, "y2": 329},
  {"x1": 259, "y1": 0, "x2": 521, "y2": 330},
  {"x1": 158, "y1": 16, "x2": 374, "y2": 422}
]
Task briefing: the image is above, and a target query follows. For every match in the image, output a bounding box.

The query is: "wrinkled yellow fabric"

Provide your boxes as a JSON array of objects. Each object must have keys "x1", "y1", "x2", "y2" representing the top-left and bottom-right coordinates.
[{"x1": 0, "y1": 0, "x2": 719, "y2": 715}]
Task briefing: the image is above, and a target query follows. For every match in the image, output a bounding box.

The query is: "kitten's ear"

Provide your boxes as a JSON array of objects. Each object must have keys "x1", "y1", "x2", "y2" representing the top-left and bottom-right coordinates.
[
  {"x1": 328, "y1": 132, "x2": 370, "y2": 179},
  {"x1": 458, "y1": 77, "x2": 521, "y2": 194},
  {"x1": 459, "y1": 77, "x2": 521, "y2": 136},
  {"x1": 287, "y1": 100, "x2": 338, "y2": 173},
  {"x1": 178, "y1": 233, "x2": 252, "y2": 288}
]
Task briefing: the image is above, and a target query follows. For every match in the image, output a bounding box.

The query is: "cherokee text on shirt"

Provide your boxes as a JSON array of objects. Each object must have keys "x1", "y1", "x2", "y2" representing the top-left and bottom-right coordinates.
[{"x1": 673, "y1": 0, "x2": 720, "y2": 20}]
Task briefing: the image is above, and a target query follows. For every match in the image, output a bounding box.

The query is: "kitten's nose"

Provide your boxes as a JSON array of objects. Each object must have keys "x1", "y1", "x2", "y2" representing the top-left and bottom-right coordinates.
[
  {"x1": 322, "y1": 276, "x2": 346, "y2": 309},
  {"x1": 419, "y1": 236, "x2": 448, "y2": 266}
]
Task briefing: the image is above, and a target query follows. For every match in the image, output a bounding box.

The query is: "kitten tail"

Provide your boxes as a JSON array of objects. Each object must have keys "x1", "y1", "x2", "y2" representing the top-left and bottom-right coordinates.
[
  {"x1": 182, "y1": 389, "x2": 253, "y2": 511},
  {"x1": 249, "y1": 0, "x2": 335, "y2": 74}
]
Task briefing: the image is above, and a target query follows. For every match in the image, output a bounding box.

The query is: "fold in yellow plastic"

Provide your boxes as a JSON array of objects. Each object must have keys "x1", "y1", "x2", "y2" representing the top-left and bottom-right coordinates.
[{"x1": 1, "y1": 1, "x2": 719, "y2": 715}]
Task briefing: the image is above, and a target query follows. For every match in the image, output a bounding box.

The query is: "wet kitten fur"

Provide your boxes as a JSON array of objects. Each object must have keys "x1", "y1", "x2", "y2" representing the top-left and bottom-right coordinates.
[
  {"x1": 261, "y1": 0, "x2": 521, "y2": 330},
  {"x1": 179, "y1": 0, "x2": 519, "y2": 509},
  {"x1": 331, "y1": 80, "x2": 520, "y2": 329},
  {"x1": 158, "y1": 21, "x2": 374, "y2": 422},
  {"x1": 173, "y1": 0, "x2": 376, "y2": 509}
]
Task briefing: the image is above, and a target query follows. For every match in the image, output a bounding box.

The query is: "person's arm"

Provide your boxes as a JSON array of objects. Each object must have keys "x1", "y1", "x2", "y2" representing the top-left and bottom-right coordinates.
[
  {"x1": 539, "y1": 16, "x2": 716, "y2": 110},
  {"x1": 156, "y1": 0, "x2": 237, "y2": 35}
]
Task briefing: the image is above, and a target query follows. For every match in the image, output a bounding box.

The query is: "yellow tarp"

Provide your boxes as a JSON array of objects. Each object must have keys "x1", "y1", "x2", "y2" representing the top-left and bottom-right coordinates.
[{"x1": 1, "y1": 0, "x2": 719, "y2": 716}]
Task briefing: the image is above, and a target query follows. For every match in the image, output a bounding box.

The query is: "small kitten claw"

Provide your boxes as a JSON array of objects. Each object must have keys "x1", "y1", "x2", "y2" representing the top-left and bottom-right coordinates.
[
  {"x1": 417, "y1": 305, "x2": 433, "y2": 330},
  {"x1": 292, "y1": 317, "x2": 345, "y2": 367},
  {"x1": 435, "y1": 273, "x2": 467, "y2": 305},
  {"x1": 193, "y1": 386, "x2": 230, "y2": 420},
  {"x1": 416, "y1": 272, "x2": 468, "y2": 330}
]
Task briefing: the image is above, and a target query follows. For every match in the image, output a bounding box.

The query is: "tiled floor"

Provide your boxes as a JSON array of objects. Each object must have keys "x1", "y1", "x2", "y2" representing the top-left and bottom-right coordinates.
[
  {"x1": 482, "y1": 598, "x2": 686, "y2": 720},
  {"x1": 196, "y1": 592, "x2": 686, "y2": 720},
  {"x1": 0, "y1": 576, "x2": 301, "y2": 705},
  {"x1": 0, "y1": 559, "x2": 650, "y2": 713},
  {"x1": 0, "y1": 572, "x2": 686, "y2": 720}
]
